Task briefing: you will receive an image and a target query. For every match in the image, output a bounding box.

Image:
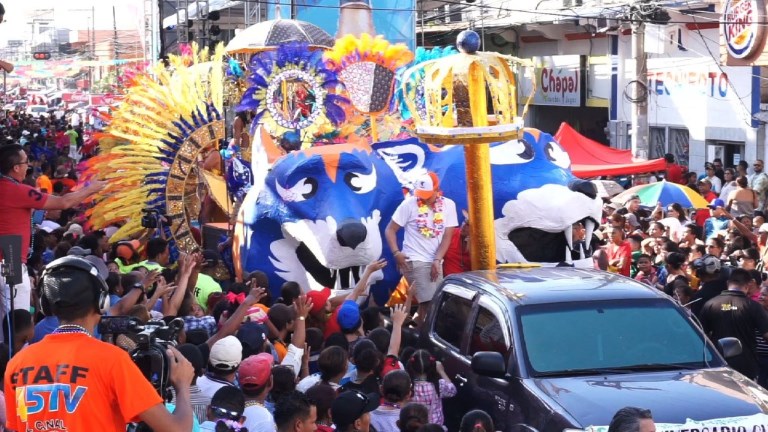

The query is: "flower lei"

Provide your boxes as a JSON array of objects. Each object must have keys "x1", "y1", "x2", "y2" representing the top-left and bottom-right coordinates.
[{"x1": 416, "y1": 195, "x2": 445, "y2": 238}]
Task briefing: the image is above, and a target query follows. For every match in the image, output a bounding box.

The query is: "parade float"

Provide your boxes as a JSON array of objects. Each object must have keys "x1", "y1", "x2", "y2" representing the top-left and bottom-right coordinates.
[{"x1": 85, "y1": 19, "x2": 602, "y2": 303}]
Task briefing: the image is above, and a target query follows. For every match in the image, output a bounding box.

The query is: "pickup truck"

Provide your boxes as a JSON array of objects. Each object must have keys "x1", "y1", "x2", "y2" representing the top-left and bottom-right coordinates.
[{"x1": 421, "y1": 267, "x2": 768, "y2": 432}]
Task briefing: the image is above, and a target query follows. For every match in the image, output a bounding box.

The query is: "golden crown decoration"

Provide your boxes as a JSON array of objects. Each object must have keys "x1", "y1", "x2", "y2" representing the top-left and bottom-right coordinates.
[{"x1": 401, "y1": 30, "x2": 532, "y2": 145}]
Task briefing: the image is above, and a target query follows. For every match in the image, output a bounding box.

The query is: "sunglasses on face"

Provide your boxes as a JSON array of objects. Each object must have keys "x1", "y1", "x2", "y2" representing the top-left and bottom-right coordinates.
[{"x1": 210, "y1": 406, "x2": 242, "y2": 421}]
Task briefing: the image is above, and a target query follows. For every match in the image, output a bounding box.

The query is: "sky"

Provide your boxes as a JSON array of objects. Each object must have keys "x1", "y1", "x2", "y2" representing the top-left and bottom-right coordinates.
[{"x1": 0, "y1": 0, "x2": 143, "y2": 45}]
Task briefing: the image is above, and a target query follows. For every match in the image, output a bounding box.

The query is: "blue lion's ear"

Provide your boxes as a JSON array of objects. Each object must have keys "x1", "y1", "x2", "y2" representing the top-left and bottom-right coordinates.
[{"x1": 373, "y1": 138, "x2": 433, "y2": 186}]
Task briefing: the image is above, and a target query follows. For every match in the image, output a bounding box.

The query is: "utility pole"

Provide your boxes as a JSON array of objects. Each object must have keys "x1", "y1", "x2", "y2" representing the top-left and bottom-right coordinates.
[
  {"x1": 91, "y1": 6, "x2": 95, "y2": 93},
  {"x1": 113, "y1": 6, "x2": 119, "y2": 61},
  {"x1": 630, "y1": 8, "x2": 649, "y2": 159}
]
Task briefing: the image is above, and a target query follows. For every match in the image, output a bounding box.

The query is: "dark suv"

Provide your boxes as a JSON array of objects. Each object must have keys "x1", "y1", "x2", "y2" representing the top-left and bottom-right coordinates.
[{"x1": 422, "y1": 267, "x2": 768, "y2": 432}]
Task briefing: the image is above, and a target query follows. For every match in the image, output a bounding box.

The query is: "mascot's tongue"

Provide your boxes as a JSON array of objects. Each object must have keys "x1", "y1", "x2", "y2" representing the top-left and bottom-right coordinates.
[{"x1": 508, "y1": 228, "x2": 568, "y2": 263}]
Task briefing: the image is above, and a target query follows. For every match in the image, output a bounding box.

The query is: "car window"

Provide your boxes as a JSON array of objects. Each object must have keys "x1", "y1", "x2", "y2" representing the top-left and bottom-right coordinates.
[
  {"x1": 433, "y1": 291, "x2": 473, "y2": 350},
  {"x1": 469, "y1": 305, "x2": 510, "y2": 361},
  {"x1": 519, "y1": 299, "x2": 715, "y2": 375}
]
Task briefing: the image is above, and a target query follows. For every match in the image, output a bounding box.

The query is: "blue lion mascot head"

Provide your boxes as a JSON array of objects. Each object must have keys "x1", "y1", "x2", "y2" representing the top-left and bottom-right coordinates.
[{"x1": 235, "y1": 144, "x2": 403, "y2": 305}]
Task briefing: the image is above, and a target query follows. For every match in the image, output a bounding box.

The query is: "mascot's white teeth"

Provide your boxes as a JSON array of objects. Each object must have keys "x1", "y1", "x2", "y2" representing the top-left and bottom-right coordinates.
[
  {"x1": 564, "y1": 225, "x2": 573, "y2": 250},
  {"x1": 584, "y1": 219, "x2": 597, "y2": 246}
]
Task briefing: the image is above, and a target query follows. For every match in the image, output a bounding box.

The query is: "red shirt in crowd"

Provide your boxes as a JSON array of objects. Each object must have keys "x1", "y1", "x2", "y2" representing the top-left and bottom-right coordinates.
[
  {"x1": 0, "y1": 178, "x2": 49, "y2": 263},
  {"x1": 606, "y1": 240, "x2": 632, "y2": 276},
  {"x1": 443, "y1": 232, "x2": 469, "y2": 276},
  {"x1": 666, "y1": 163, "x2": 684, "y2": 184}
]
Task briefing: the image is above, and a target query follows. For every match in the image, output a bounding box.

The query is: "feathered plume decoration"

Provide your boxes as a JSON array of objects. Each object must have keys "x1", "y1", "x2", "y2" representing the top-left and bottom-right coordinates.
[
  {"x1": 392, "y1": 46, "x2": 457, "y2": 119},
  {"x1": 324, "y1": 34, "x2": 413, "y2": 115},
  {"x1": 237, "y1": 42, "x2": 348, "y2": 147},
  {"x1": 83, "y1": 43, "x2": 226, "y2": 246}
]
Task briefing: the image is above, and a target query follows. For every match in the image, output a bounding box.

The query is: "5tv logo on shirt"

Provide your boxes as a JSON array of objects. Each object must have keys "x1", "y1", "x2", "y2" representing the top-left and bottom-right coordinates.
[{"x1": 15, "y1": 384, "x2": 87, "y2": 421}]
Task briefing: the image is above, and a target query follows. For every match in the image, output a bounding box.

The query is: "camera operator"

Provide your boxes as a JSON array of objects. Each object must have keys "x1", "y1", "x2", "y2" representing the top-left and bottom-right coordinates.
[{"x1": 3, "y1": 256, "x2": 195, "y2": 431}]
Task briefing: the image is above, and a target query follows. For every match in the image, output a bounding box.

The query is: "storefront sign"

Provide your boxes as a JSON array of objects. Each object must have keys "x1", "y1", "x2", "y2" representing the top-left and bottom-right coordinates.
[
  {"x1": 722, "y1": 0, "x2": 768, "y2": 65},
  {"x1": 627, "y1": 56, "x2": 754, "y2": 131},
  {"x1": 518, "y1": 55, "x2": 581, "y2": 107}
]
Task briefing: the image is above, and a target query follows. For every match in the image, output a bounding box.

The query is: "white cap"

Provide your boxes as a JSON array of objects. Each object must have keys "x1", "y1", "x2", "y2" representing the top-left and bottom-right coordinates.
[
  {"x1": 64, "y1": 223, "x2": 84, "y2": 238},
  {"x1": 39, "y1": 220, "x2": 61, "y2": 233},
  {"x1": 414, "y1": 172, "x2": 439, "y2": 200},
  {"x1": 209, "y1": 336, "x2": 243, "y2": 371}
]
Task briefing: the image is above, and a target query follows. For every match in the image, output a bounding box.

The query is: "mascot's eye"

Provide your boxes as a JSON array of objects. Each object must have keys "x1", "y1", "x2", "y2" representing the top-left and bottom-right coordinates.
[
  {"x1": 275, "y1": 177, "x2": 318, "y2": 202},
  {"x1": 545, "y1": 141, "x2": 571, "y2": 169},
  {"x1": 490, "y1": 138, "x2": 535, "y2": 165},
  {"x1": 344, "y1": 167, "x2": 377, "y2": 194}
]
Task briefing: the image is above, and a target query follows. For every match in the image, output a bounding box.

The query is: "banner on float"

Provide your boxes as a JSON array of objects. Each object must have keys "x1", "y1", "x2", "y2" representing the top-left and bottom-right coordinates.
[
  {"x1": 588, "y1": 413, "x2": 768, "y2": 432},
  {"x1": 266, "y1": 0, "x2": 416, "y2": 51},
  {"x1": 518, "y1": 55, "x2": 581, "y2": 107}
]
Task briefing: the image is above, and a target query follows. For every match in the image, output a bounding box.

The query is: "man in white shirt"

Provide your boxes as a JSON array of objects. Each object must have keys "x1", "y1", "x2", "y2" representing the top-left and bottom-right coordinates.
[
  {"x1": 385, "y1": 171, "x2": 458, "y2": 326},
  {"x1": 196, "y1": 336, "x2": 242, "y2": 399},
  {"x1": 705, "y1": 164, "x2": 722, "y2": 194}
]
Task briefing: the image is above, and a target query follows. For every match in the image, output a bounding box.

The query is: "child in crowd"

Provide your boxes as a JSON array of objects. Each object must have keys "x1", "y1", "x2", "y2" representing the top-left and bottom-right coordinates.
[
  {"x1": 406, "y1": 349, "x2": 457, "y2": 426},
  {"x1": 370, "y1": 370, "x2": 412, "y2": 432},
  {"x1": 200, "y1": 386, "x2": 248, "y2": 432}
]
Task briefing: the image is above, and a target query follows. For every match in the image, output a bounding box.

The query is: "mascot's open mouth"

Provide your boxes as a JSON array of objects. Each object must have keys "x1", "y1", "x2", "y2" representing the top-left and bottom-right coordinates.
[
  {"x1": 507, "y1": 218, "x2": 598, "y2": 263},
  {"x1": 296, "y1": 242, "x2": 367, "y2": 289}
]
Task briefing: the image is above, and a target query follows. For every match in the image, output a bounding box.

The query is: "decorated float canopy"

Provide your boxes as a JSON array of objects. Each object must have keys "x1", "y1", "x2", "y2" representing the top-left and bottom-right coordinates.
[{"x1": 225, "y1": 18, "x2": 335, "y2": 54}]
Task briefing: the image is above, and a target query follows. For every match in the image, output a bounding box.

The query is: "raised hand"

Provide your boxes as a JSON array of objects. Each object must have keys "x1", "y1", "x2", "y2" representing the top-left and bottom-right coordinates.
[
  {"x1": 294, "y1": 295, "x2": 313, "y2": 319},
  {"x1": 390, "y1": 303, "x2": 408, "y2": 327}
]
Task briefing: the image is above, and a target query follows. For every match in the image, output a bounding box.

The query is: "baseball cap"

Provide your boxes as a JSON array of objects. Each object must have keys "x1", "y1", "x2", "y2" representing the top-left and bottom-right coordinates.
[
  {"x1": 707, "y1": 198, "x2": 726, "y2": 209},
  {"x1": 209, "y1": 336, "x2": 243, "y2": 371},
  {"x1": 337, "y1": 300, "x2": 361, "y2": 331},
  {"x1": 332, "y1": 390, "x2": 380, "y2": 428},
  {"x1": 64, "y1": 223, "x2": 84, "y2": 238},
  {"x1": 624, "y1": 194, "x2": 640, "y2": 205},
  {"x1": 83, "y1": 255, "x2": 110, "y2": 280},
  {"x1": 307, "y1": 288, "x2": 331, "y2": 314},
  {"x1": 692, "y1": 254, "x2": 721, "y2": 275},
  {"x1": 39, "y1": 220, "x2": 61, "y2": 233},
  {"x1": 67, "y1": 246, "x2": 92, "y2": 257},
  {"x1": 243, "y1": 304, "x2": 269, "y2": 324},
  {"x1": 239, "y1": 353, "x2": 274, "y2": 387},
  {"x1": 116, "y1": 243, "x2": 136, "y2": 261},
  {"x1": 414, "y1": 171, "x2": 439, "y2": 200},
  {"x1": 759, "y1": 223, "x2": 768, "y2": 234},
  {"x1": 236, "y1": 322, "x2": 268, "y2": 354}
]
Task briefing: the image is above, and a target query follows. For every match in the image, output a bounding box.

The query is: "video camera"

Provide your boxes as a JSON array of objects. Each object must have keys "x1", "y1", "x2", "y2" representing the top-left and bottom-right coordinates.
[
  {"x1": 141, "y1": 208, "x2": 165, "y2": 229},
  {"x1": 98, "y1": 316, "x2": 184, "y2": 400}
]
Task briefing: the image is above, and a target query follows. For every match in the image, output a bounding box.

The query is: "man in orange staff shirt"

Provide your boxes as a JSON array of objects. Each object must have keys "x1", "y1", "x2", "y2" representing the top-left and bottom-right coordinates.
[{"x1": 4, "y1": 256, "x2": 195, "y2": 431}]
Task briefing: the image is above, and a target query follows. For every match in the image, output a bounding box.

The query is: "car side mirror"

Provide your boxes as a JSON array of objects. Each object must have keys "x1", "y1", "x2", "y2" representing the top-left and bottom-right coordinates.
[
  {"x1": 718, "y1": 337, "x2": 742, "y2": 358},
  {"x1": 471, "y1": 351, "x2": 506, "y2": 378}
]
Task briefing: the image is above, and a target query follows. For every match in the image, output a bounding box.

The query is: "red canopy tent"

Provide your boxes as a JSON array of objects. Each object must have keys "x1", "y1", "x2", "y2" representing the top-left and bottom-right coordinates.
[{"x1": 554, "y1": 122, "x2": 667, "y2": 178}]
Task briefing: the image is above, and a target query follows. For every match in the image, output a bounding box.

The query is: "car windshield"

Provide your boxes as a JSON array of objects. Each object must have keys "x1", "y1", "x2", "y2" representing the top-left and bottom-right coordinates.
[
  {"x1": 31, "y1": 107, "x2": 46, "y2": 112},
  {"x1": 519, "y1": 299, "x2": 716, "y2": 376}
]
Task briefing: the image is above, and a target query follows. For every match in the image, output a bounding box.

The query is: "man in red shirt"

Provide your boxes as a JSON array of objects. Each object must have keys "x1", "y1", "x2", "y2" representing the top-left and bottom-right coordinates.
[
  {"x1": 605, "y1": 227, "x2": 632, "y2": 276},
  {"x1": 665, "y1": 153, "x2": 685, "y2": 184},
  {"x1": 0, "y1": 144, "x2": 105, "y2": 315}
]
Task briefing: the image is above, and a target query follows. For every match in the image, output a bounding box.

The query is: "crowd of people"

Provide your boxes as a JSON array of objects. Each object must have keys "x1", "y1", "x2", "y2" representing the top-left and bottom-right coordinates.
[
  {"x1": 0, "y1": 84, "x2": 491, "y2": 432},
  {"x1": 593, "y1": 153, "x2": 768, "y2": 388}
]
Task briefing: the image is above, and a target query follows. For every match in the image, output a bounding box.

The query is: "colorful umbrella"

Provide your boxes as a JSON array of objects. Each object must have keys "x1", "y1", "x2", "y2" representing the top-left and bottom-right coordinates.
[
  {"x1": 611, "y1": 180, "x2": 710, "y2": 209},
  {"x1": 590, "y1": 179, "x2": 624, "y2": 198}
]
